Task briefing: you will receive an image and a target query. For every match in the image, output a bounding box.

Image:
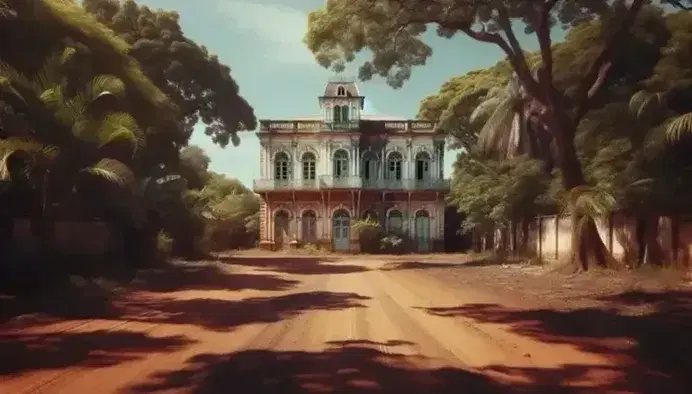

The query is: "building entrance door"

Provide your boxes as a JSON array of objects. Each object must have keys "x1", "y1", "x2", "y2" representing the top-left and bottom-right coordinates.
[
  {"x1": 415, "y1": 211, "x2": 430, "y2": 252},
  {"x1": 332, "y1": 210, "x2": 350, "y2": 251}
]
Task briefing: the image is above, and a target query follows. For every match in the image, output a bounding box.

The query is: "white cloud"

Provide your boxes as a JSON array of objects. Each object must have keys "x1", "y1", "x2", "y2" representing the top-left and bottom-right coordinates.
[{"x1": 217, "y1": 1, "x2": 316, "y2": 65}]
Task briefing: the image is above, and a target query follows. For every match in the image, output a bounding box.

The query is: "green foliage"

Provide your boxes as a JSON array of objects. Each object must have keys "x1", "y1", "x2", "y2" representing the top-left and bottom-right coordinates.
[
  {"x1": 156, "y1": 230, "x2": 173, "y2": 256},
  {"x1": 159, "y1": 147, "x2": 259, "y2": 255},
  {"x1": 449, "y1": 152, "x2": 553, "y2": 233},
  {"x1": 305, "y1": 0, "x2": 681, "y2": 89},
  {"x1": 425, "y1": 8, "x2": 692, "y2": 244},
  {"x1": 0, "y1": 48, "x2": 143, "y2": 234},
  {"x1": 352, "y1": 218, "x2": 383, "y2": 253},
  {"x1": 83, "y1": 0, "x2": 257, "y2": 147},
  {"x1": 380, "y1": 233, "x2": 412, "y2": 254}
]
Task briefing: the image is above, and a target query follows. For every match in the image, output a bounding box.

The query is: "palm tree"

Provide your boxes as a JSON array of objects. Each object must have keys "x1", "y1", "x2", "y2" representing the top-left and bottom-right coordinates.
[
  {"x1": 627, "y1": 89, "x2": 692, "y2": 266},
  {"x1": 0, "y1": 48, "x2": 142, "y2": 249},
  {"x1": 471, "y1": 73, "x2": 619, "y2": 270},
  {"x1": 470, "y1": 73, "x2": 555, "y2": 167}
]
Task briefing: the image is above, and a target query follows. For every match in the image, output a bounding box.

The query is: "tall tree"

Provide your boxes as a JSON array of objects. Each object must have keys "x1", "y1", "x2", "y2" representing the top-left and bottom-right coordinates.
[
  {"x1": 82, "y1": 0, "x2": 257, "y2": 147},
  {"x1": 305, "y1": 0, "x2": 685, "y2": 270},
  {"x1": 0, "y1": 48, "x2": 142, "y2": 247}
]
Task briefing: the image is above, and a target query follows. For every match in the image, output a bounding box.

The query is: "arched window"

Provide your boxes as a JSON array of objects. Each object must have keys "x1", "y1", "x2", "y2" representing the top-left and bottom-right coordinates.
[
  {"x1": 302, "y1": 152, "x2": 316, "y2": 181},
  {"x1": 415, "y1": 151, "x2": 431, "y2": 182},
  {"x1": 301, "y1": 210, "x2": 317, "y2": 242},
  {"x1": 341, "y1": 105, "x2": 349, "y2": 122},
  {"x1": 333, "y1": 105, "x2": 342, "y2": 123},
  {"x1": 333, "y1": 149, "x2": 349, "y2": 179},
  {"x1": 387, "y1": 210, "x2": 404, "y2": 233},
  {"x1": 274, "y1": 210, "x2": 290, "y2": 249},
  {"x1": 336, "y1": 85, "x2": 346, "y2": 96},
  {"x1": 361, "y1": 151, "x2": 379, "y2": 182},
  {"x1": 387, "y1": 152, "x2": 403, "y2": 181},
  {"x1": 274, "y1": 152, "x2": 290, "y2": 181}
]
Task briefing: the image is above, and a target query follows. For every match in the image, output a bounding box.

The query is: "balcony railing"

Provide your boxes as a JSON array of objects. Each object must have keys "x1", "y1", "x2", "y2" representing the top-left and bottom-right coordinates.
[
  {"x1": 253, "y1": 177, "x2": 449, "y2": 191},
  {"x1": 362, "y1": 178, "x2": 450, "y2": 190},
  {"x1": 319, "y1": 176, "x2": 362, "y2": 188}
]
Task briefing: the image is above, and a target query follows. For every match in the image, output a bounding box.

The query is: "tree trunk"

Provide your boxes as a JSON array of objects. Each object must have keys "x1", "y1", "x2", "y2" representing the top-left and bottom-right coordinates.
[{"x1": 558, "y1": 123, "x2": 616, "y2": 271}]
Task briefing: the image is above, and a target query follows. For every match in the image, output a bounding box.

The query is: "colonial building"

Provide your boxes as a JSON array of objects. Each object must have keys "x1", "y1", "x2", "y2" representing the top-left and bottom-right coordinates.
[{"x1": 253, "y1": 80, "x2": 449, "y2": 252}]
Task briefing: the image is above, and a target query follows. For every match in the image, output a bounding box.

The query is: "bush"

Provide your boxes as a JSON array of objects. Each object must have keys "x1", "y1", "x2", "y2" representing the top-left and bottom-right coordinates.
[
  {"x1": 156, "y1": 231, "x2": 174, "y2": 257},
  {"x1": 380, "y1": 232, "x2": 413, "y2": 254},
  {"x1": 352, "y1": 218, "x2": 384, "y2": 253}
]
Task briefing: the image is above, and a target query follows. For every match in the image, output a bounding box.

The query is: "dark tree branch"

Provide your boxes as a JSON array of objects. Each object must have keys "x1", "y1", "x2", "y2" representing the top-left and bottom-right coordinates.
[
  {"x1": 494, "y1": 5, "x2": 542, "y2": 100},
  {"x1": 573, "y1": 0, "x2": 646, "y2": 123},
  {"x1": 536, "y1": 0, "x2": 559, "y2": 83}
]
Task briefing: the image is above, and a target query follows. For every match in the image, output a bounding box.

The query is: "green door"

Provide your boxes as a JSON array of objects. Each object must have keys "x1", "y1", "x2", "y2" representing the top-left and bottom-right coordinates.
[{"x1": 415, "y1": 211, "x2": 430, "y2": 252}]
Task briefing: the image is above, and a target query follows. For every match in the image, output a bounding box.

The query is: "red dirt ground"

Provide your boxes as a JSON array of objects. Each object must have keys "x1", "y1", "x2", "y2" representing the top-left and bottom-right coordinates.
[{"x1": 1, "y1": 252, "x2": 691, "y2": 393}]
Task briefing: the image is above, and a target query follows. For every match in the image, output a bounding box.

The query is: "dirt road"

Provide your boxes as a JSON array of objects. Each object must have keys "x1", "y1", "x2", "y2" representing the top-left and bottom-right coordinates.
[{"x1": 1, "y1": 255, "x2": 690, "y2": 393}]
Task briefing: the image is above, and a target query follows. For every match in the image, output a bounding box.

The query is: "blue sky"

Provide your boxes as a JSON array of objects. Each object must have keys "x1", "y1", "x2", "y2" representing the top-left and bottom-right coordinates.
[{"x1": 136, "y1": 0, "x2": 565, "y2": 187}]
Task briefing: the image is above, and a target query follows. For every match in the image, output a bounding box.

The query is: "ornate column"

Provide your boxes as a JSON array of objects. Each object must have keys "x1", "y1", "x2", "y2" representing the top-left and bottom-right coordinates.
[
  {"x1": 406, "y1": 137, "x2": 413, "y2": 181},
  {"x1": 291, "y1": 139, "x2": 298, "y2": 181}
]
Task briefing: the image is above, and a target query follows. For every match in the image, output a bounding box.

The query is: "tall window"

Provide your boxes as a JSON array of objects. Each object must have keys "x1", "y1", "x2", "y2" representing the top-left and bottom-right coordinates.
[
  {"x1": 274, "y1": 152, "x2": 290, "y2": 180},
  {"x1": 387, "y1": 152, "x2": 402, "y2": 180},
  {"x1": 415, "y1": 152, "x2": 430, "y2": 181},
  {"x1": 302, "y1": 152, "x2": 316, "y2": 181},
  {"x1": 336, "y1": 85, "x2": 346, "y2": 96},
  {"x1": 333, "y1": 105, "x2": 342, "y2": 123},
  {"x1": 387, "y1": 210, "x2": 404, "y2": 233},
  {"x1": 333, "y1": 150, "x2": 348, "y2": 179},
  {"x1": 341, "y1": 106, "x2": 349, "y2": 122},
  {"x1": 438, "y1": 145, "x2": 444, "y2": 178},
  {"x1": 362, "y1": 152, "x2": 378, "y2": 181},
  {"x1": 301, "y1": 210, "x2": 317, "y2": 242}
]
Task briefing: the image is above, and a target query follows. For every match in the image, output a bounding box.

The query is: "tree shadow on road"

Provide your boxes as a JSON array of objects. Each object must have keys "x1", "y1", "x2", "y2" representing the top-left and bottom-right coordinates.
[
  {"x1": 122, "y1": 291, "x2": 371, "y2": 331},
  {"x1": 1, "y1": 262, "x2": 301, "y2": 326},
  {"x1": 218, "y1": 256, "x2": 369, "y2": 275},
  {"x1": 125, "y1": 342, "x2": 654, "y2": 393},
  {"x1": 0, "y1": 329, "x2": 193, "y2": 376},
  {"x1": 0, "y1": 283, "x2": 122, "y2": 325},
  {"x1": 131, "y1": 262, "x2": 300, "y2": 293},
  {"x1": 380, "y1": 257, "x2": 523, "y2": 271},
  {"x1": 422, "y1": 290, "x2": 692, "y2": 393}
]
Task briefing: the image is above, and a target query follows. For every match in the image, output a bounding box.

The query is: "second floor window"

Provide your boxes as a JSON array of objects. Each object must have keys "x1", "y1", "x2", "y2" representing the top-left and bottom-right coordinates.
[
  {"x1": 302, "y1": 152, "x2": 316, "y2": 180},
  {"x1": 274, "y1": 152, "x2": 290, "y2": 180},
  {"x1": 332, "y1": 105, "x2": 349, "y2": 123},
  {"x1": 416, "y1": 152, "x2": 430, "y2": 181},
  {"x1": 334, "y1": 150, "x2": 348, "y2": 178},
  {"x1": 387, "y1": 152, "x2": 402, "y2": 180}
]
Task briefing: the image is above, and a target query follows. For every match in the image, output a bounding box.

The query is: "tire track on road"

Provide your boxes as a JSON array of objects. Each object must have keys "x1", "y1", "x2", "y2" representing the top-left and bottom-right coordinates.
[
  {"x1": 380, "y1": 269, "x2": 524, "y2": 362},
  {"x1": 371, "y1": 275, "x2": 471, "y2": 369},
  {"x1": 14, "y1": 321, "x2": 163, "y2": 394}
]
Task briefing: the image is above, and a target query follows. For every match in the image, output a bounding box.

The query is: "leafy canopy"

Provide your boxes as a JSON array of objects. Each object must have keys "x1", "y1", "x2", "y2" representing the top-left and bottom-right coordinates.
[
  {"x1": 83, "y1": 0, "x2": 257, "y2": 147},
  {"x1": 306, "y1": 0, "x2": 687, "y2": 91}
]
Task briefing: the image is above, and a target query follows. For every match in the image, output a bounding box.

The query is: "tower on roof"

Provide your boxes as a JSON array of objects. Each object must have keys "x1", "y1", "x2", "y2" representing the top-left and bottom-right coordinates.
[{"x1": 319, "y1": 78, "x2": 364, "y2": 126}]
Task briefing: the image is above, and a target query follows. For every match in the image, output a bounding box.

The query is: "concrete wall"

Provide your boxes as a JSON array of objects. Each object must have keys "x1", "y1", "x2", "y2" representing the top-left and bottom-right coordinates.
[{"x1": 520, "y1": 214, "x2": 692, "y2": 265}]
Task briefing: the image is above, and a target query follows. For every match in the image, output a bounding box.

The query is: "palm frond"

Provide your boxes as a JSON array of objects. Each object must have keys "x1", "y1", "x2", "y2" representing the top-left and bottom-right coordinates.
[
  {"x1": 629, "y1": 90, "x2": 666, "y2": 120},
  {"x1": 0, "y1": 1, "x2": 14, "y2": 17},
  {"x1": 88, "y1": 75, "x2": 127, "y2": 101},
  {"x1": 564, "y1": 185, "x2": 616, "y2": 219},
  {"x1": 0, "y1": 137, "x2": 59, "y2": 180},
  {"x1": 665, "y1": 111, "x2": 692, "y2": 142},
  {"x1": 96, "y1": 112, "x2": 145, "y2": 153},
  {"x1": 470, "y1": 95, "x2": 503, "y2": 124},
  {"x1": 478, "y1": 95, "x2": 521, "y2": 156},
  {"x1": 0, "y1": 62, "x2": 32, "y2": 104},
  {"x1": 82, "y1": 158, "x2": 135, "y2": 189},
  {"x1": 33, "y1": 51, "x2": 68, "y2": 95}
]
